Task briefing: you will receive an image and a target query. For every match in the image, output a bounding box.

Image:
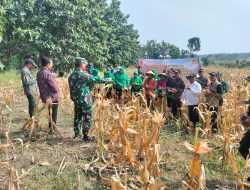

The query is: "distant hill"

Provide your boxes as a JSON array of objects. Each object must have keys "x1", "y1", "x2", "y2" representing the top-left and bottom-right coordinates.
[
  {"x1": 200, "y1": 52, "x2": 250, "y2": 60},
  {"x1": 199, "y1": 52, "x2": 250, "y2": 68}
]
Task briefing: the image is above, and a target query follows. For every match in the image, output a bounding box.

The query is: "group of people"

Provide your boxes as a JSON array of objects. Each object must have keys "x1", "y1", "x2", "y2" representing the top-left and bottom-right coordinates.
[{"x1": 21, "y1": 57, "x2": 249, "y2": 147}]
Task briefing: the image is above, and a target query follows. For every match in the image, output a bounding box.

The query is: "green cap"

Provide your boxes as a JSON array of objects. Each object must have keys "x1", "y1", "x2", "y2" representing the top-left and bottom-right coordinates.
[{"x1": 119, "y1": 67, "x2": 125, "y2": 72}]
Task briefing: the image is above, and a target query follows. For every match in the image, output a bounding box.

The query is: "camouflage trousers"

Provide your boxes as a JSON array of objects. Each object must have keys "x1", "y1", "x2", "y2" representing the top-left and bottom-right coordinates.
[{"x1": 74, "y1": 102, "x2": 92, "y2": 137}]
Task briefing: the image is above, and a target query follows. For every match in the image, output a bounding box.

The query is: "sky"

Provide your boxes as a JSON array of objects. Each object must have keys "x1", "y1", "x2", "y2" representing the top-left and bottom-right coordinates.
[{"x1": 109, "y1": 0, "x2": 250, "y2": 54}]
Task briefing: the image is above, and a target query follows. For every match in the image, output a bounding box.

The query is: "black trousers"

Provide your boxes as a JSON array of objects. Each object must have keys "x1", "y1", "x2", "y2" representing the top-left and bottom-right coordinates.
[
  {"x1": 188, "y1": 105, "x2": 199, "y2": 126},
  {"x1": 239, "y1": 129, "x2": 250, "y2": 159},
  {"x1": 116, "y1": 89, "x2": 122, "y2": 100},
  {"x1": 106, "y1": 87, "x2": 112, "y2": 99},
  {"x1": 48, "y1": 101, "x2": 59, "y2": 128},
  {"x1": 207, "y1": 106, "x2": 219, "y2": 132},
  {"x1": 26, "y1": 95, "x2": 36, "y2": 118},
  {"x1": 167, "y1": 98, "x2": 172, "y2": 108},
  {"x1": 171, "y1": 99, "x2": 182, "y2": 118}
]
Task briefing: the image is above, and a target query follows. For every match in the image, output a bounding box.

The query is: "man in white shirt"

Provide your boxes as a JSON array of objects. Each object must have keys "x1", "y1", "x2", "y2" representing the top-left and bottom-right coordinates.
[{"x1": 182, "y1": 74, "x2": 202, "y2": 127}]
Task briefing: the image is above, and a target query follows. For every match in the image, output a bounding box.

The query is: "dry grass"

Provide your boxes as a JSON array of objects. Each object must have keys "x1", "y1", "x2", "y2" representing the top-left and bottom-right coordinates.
[{"x1": 0, "y1": 66, "x2": 249, "y2": 189}]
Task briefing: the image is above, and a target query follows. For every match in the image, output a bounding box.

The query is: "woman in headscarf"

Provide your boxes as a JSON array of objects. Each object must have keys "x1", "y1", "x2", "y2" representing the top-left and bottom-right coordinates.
[
  {"x1": 130, "y1": 71, "x2": 143, "y2": 96},
  {"x1": 152, "y1": 69, "x2": 160, "y2": 82},
  {"x1": 103, "y1": 68, "x2": 115, "y2": 99},
  {"x1": 115, "y1": 67, "x2": 129, "y2": 100},
  {"x1": 143, "y1": 71, "x2": 156, "y2": 109}
]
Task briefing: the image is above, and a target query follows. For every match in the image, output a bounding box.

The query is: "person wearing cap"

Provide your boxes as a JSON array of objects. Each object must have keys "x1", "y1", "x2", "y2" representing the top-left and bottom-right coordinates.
[
  {"x1": 197, "y1": 68, "x2": 209, "y2": 89},
  {"x1": 68, "y1": 57, "x2": 111, "y2": 141},
  {"x1": 137, "y1": 65, "x2": 145, "y2": 80},
  {"x1": 239, "y1": 76, "x2": 250, "y2": 169},
  {"x1": 37, "y1": 56, "x2": 60, "y2": 131},
  {"x1": 130, "y1": 71, "x2": 143, "y2": 96},
  {"x1": 216, "y1": 72, "x2": 229, "y2": 106},
  {"x1": 169, "y1": 69, "x2": 185, "y2": 118},
  {"x1": 182, "y1": 74, "x2": 202, "y2": 127},
  {"x1": 205, "y1": 72, "x2": 223, "y2": 133},
  {"x1": 157, "y1": 73, "x2": 167, "y2": 113},
  {"x1": 143, "y1": 70, "x2": 157, "y2": 109},
  {"x1": 166, "y1": 70, "x2": 175, "y2": 108},
  {"x1": 115, "y1": 67, "x2": 129, "y2": 100},
  {"x1": 21, "y1": 59, "x2": 38, "y2": 118},
  {"x1": 103, "y1": 67, "x2": 115, "y2": 99}
]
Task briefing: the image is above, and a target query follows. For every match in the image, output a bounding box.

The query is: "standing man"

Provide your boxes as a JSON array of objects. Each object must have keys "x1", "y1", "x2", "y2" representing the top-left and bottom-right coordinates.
[
  {"x1": 205, "y1": 72, "x2": 223, "y2": 133},
  {"x1": 182, "y1": 74, "x2": 202, "y2": 127},
  {"x1": 68, "y1": 57, "x2": 111, "y2": 141},
  {"x1": 217, "y1": 72, "x2": 229, "y2": 106},
  {"x1": 37, "y1": 56, "x2": 59, "y2": 129},
  {"x1": 197, "y1": 68, "x2": 209, "y2": 89},
  {"x1": 137, "y1": 65, "x2": 145, "y2": 80},
  {"x1": 21, "y1": 59, "x2": 38, "y2": 118},
  {"x1": 170, "y1": 69, "x2": 185, "y2": 118},
  {"x1": 239, "y1": 76, "x2": 250, "y2": 160},
  {"x1": 166, "y1": 70, "x2": 174, "y2": 109}
]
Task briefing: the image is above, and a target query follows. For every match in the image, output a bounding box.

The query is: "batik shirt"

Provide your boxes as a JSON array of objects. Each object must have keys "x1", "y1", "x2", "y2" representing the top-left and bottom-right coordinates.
[{"x1": 172, "y1": 77, "x2": 185, "y2": 100}]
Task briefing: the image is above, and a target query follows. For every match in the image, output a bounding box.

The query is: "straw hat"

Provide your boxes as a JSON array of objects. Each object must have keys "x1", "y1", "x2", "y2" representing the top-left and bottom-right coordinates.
[
  {"x1": 158, "y1": 73, "x2": 167, "y2": 77},
  {"x1": 145, "y1": 71, "x2": 155, "y2": 76}
]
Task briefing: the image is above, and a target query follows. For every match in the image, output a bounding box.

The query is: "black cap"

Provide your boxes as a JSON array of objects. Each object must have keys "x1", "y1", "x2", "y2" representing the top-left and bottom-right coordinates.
[
  {"x1": 186, "y1": 74, "x2": 197, "y2": 79},
  {"x1": 25, "y1": 59, "x2": 37, "y2": 66},
  {"x1": 174, "y1": 69, "x2": 181, "y2": 74},
  {"x1": 245, "y1": 76, "x2": 250, "y2": 82},
  {"x1": 199, "y1": 68, "x2": 204, "y2": 72},
  {"x1": 209, "y1": 72, "x2": 217, "y2": 76}
]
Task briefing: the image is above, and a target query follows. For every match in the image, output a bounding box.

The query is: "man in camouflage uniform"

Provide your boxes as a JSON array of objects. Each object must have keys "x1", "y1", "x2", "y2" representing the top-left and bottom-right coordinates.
[
  {"x1": 205, "y1": 72, "x2": 223, "y2": 133},
  {"x1": 68, "y1": 57, "x2": 110, "y2": 141},
  {"x1": 170, "y1": 69, "x2": 185, "y2": 118},
  {"x1": 197, "y1": 68, "x2": 209, "y2": 89},
  {"x1": 216, "y1": 72, "x2": 229, "y2": 106}
]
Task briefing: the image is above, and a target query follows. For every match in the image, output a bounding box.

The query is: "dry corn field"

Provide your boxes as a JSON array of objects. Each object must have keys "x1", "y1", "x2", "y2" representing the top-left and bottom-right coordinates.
[{"x1": 0, "y1": 67, "x2": 250, "y2": 190}]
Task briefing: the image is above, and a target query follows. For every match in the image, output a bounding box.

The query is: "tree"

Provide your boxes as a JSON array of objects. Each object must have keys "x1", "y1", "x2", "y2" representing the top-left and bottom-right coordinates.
[
  {"x1": 187, "y1": 37, "x2": 201, "y2": 53},
  {"x1": 141, "y1": 40, "x2": 182, "y2": 59},
  {"x1": 0, "y1": 0, "x2": 140, "y2": 71},
  {"x1": 104, "y1": 0, "x2": 140, "y2": 67},
  {"x1": 201, "y1": 56, "x2": 209, "y2": 66}
]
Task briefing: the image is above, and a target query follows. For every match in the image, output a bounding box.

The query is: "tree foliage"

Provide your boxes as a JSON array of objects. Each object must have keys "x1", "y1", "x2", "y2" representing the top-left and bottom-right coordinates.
[
  {"x1": 0, "y1": 0, "x2": 140, "y2": 71},
  {"x1": 141, "y1": 40, "x2": 193, "y2": 59},
  {"x1": 187, "y1": 37, "x2": 201, "y2": 52}
]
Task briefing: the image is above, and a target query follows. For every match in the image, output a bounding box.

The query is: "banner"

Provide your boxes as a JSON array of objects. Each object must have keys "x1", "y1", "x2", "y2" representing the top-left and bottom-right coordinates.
[{"x1": 139, "y1": 58, "x2": 200, "y2": 77}]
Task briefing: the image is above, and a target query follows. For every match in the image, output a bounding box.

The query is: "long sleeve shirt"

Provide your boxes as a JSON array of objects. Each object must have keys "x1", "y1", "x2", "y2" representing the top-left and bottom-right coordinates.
[
  {"x1": 21, "y1": 67, "x2": 38, "y2": 96},
  {"x1": 182, "y1": 81, "x2": 202, "y2": 105},
  {"x1": 143, "y1": 78, "x2": 156, "y2": 95},
  {"x1": 172, "y1": 77, "x2": 185, "y2": 100},
  {"x1": 37, "y1": 68, "x2": 59, "y2": 103}
]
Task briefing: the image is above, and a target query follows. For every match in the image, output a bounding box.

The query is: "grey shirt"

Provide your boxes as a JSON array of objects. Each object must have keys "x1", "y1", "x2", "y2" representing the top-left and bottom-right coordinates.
[{"x1": 21, "y1": 67, "x2": 38, "y2": 96}]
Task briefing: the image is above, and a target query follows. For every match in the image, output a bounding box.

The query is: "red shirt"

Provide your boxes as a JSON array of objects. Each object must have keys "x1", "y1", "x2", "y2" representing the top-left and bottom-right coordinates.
[{"x1": 143, "y1": 78, "x2": 156, "y2": 95}]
